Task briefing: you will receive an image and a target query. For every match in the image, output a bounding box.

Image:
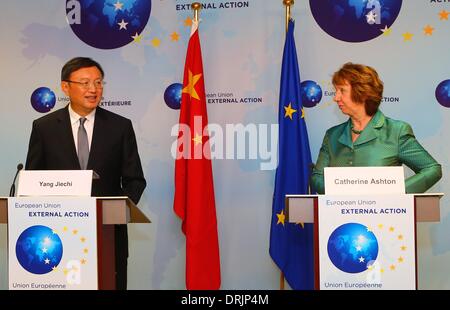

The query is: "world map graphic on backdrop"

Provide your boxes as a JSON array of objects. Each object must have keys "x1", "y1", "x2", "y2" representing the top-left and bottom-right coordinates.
[
  {"x1": 164, "y1": 83, "x2": 182, "y2": 110},
  {"x1": 301, "y1": 80, "x2": 323, "y2": 108},
  {"x1": 310, "y1": 0, "x2": 402, "y2": 42},
  {"x1": 66, "y1": 0, "x2": 152, "y2": 49},
  {"x1": 30, "y1": 87, "x2": 56, "y2": 113},
  {"x1": 436, "y1": 80, "x2": 450, "y2": 108}
]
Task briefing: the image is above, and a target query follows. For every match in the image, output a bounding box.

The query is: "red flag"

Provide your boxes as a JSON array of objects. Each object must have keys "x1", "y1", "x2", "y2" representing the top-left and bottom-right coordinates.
[{"x1": 173, "y1": 20, "x2": 221, "y2": 290}]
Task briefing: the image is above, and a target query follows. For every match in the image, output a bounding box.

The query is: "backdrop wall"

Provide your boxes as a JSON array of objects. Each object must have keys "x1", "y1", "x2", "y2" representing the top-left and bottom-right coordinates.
[{"x1": 0, "y1": 0, "x2": 449, "y2": 289}]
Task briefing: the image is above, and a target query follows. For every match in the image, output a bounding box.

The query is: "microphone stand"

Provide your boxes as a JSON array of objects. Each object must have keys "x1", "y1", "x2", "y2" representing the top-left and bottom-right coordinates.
[{"x1": 9, "y1": 163, "x2": 23, "y2": 197}]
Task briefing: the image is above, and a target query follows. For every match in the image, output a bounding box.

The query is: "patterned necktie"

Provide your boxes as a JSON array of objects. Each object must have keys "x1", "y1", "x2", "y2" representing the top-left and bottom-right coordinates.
[{"x1": 77, "y1": 117, "x2": 89, "y2": 169}]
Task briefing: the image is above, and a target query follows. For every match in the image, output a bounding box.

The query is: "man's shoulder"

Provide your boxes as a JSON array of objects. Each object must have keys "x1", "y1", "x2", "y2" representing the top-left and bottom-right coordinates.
[
  {"x1": 32, "y1": 106, "x2": 68, "y2": 125},
  {"x1": 96, "y1": 107, "x2": 131, "y2": 124}
]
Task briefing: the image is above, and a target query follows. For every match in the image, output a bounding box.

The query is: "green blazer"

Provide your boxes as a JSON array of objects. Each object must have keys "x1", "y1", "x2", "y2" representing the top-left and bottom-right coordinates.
[{"x1": 311, "y1": 110, "x2": 442, "y2": 194}]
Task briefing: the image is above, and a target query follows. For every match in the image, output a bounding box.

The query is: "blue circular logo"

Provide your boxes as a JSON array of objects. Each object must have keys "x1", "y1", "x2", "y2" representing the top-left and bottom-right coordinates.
[
  {"x1": 310, "y1": 0, "x2": 402, "y2": 42},
  {"x1": 436, "y1": 79, "x2": 450, "y2": 108},
  {"x1": 164, "y1": 83, "x2": 182, "y2": 110},
  {"x1": 327, "y1": 223, "x2": 378, "y2": 273},
  {"x1": 16, "y1": 225, "x2": 63, "y2": 274},
  {"x1": 66, "y1": 0, "x2": 152, "y2": 49},
  {"x1": 301, "y1": 80, "x2": 322, "y2": 108},
  {"x1": 30, "y1": 87, "x2": 56, "y2": 113}
]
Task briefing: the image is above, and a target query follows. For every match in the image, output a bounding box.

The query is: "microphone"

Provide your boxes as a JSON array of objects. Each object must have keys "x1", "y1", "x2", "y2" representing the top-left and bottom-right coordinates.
[{"x1": 9, "y1": 163, "x2": 24, "y2": 197}]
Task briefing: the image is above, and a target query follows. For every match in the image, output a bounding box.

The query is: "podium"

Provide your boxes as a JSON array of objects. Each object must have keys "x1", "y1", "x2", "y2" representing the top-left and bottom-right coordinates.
[
  {"x1": 285, "y1": 193, "x2": 443, "y2": 289},
  {"x1": 0, "y1": 196, "x2": 150, "y2": 290}
]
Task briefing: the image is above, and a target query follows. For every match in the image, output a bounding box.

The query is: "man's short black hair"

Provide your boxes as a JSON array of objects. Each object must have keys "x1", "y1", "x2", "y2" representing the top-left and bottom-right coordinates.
[{"x1": 61, "y1": 57, "x2": 104, "y2": 81}]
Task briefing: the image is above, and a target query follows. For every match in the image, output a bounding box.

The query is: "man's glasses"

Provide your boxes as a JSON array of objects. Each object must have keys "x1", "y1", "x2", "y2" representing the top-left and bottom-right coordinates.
[{"x1": 64, "y1": 80, "x2": 106, "y2": 89}]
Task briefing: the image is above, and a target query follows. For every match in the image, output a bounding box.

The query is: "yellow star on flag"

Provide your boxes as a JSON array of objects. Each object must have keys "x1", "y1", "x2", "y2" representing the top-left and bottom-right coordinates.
[
  {"x1": 398, "y1": 256, "x2": 404, "y2": 263},
  {"x1": 390, "y1": 264, "x2": 396, "y2": 270},
  {"x1": 402, "y1": 32, "x2": 413, "y2": 41},
  {"x1": 301, "y1": 108, "x2": 305, "y2": 119},
  {"x1": 81, "y1": 259, "x2": 87, "y2": 265},
  {"x1": 389, "y1": 226, "x2": 395, "y2": 232},
  {"x1": 72, "y1": 229, "x2": 78, "y2": 235},
  {"x1": 276, "y1": 210, "x2": 286, "y2": 226},
  {"x1": 80, "y1": 237, "x2": 86, "y2": 243},
  {"x1": 397, "y1": 234, "x2": 403, "y2": 240},
  {"x1": 170, "y1": 32, "x2": 180, "y2": 42},
  {"x1": 439, "y1": 10, "x2": 449, "y2": 21},
  {"x1": 182, "y1": 70, "x2": 202, "y2": 100},
  {"x1": 184, "y1": 16, "x2": 192, "y2": 27},
  {"x1": 377, "y1": 224, "x2": 383, "y2": 229},
  {"x1": 63, "y1": 226, "x2": 68, "y2": 232},
  {"x1": 83, "y1": 248, "x2": 89, "y2": 254},
  {"x1": 296, "y1": 222, "x2": 305, "y2": 229},
  {"x1": 284, "y1": 103, "x2": 297, "y2": 120},
  {"x1": 400, "y1": 245, "x2": 407, "y2": 251},
  {"x1": 423, "y1": 25, "x2": 434, "y2": 35},
  {"x1": 192, "y1": 133, "x2": 203, "y2": 145}
]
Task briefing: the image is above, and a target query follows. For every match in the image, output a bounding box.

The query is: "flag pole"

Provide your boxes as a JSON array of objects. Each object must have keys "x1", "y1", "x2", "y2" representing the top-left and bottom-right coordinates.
[
  {"x1": 192, "y1": 2, "x2": 201, "y2": 22},
  {"x1": 284, "y1": 0, "x2": 294, "y2": 33},
  {"x1": 279, "y1": 0, "x2": 294, "y2": 291}
]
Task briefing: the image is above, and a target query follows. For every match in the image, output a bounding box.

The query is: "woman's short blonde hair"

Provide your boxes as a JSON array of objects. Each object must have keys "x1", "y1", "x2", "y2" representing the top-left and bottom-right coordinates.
[{"x1": 332, "y1": 62, "x2": 384, "y2": 116}]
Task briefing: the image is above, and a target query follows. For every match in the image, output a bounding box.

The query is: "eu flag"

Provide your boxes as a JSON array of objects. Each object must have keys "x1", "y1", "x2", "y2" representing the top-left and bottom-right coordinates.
[{"x1": 269, "y1": 19, "x2": 314, "y2": 290}]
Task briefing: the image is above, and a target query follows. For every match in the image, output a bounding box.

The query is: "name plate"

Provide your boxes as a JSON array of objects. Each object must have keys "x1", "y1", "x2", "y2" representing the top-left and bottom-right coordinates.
[
  {"x1": 324, "y1": 167, "x2": 405, "y2": 195},
  {"x1": 17, "y1": 170, "x2": 93, "y2": 196}
]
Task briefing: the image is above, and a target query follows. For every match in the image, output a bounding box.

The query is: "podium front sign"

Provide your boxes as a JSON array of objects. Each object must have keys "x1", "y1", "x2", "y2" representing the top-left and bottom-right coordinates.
[
  {"x1": 8, "y1": 197, "x2": 98, "y2": 290},
  {"x1": 318, "y1": 194, "x2": 415, "y2": 290}
]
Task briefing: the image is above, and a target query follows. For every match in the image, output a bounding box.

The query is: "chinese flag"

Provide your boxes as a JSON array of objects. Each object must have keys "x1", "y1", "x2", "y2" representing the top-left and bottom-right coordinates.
[{"x1": 173, "y1": 20, "x2": 221, "y2": 290}]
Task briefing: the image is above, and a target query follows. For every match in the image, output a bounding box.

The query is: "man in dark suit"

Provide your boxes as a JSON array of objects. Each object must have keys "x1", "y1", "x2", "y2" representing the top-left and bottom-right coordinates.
[{"x1": 25, "y1": 57, "x2": 146, "y2": 290}]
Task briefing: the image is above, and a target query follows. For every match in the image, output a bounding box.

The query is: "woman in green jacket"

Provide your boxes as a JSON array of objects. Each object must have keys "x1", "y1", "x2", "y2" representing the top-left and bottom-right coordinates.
[{"x1": 311, "y1": 62, "x2": 442, "y2": 194}]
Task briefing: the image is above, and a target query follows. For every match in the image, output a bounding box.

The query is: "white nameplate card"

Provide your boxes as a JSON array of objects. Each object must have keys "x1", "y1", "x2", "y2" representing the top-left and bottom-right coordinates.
[
  {"x1": 324, "y1": 167, "x2": 405, "y2": 195},
  {"x1": 17, "y1": 170, "x2": 93, "y2": 196}
]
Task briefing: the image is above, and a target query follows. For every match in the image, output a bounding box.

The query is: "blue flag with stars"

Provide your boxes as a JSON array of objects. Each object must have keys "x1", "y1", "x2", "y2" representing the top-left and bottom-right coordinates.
[{"x1": 269, "y1": 19, "x2": 314, "y2": 290}]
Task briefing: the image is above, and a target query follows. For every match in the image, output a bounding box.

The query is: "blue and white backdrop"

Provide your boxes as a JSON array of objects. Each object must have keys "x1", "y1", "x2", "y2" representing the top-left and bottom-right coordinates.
[{"x1": 0, "y1": 0, "x2": 449, "y2": 289}]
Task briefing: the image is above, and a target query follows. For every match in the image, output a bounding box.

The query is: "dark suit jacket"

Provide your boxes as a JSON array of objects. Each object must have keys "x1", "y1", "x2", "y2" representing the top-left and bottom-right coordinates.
[
  {"x1": 25, "y1": 106, "x2": 146, "y2": 204},
  {"x1": 25, "y1": 105, "x2": 146, "y2": 287}
]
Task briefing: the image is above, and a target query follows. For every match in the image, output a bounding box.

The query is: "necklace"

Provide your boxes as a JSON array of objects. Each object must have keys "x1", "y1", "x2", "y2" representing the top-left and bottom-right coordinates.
[{"x1": 351, "y1": 124, "x2": 363, "y2": 135}]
